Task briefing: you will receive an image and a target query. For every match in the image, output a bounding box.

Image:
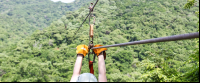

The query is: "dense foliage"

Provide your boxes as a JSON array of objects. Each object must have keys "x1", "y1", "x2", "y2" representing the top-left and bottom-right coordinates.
[
  {"x1": 0, "y1": 0, "x2": 92, "y2": 48},
  {"x1": 0, "y1": 0, "x2": 199, "y2": 82}
]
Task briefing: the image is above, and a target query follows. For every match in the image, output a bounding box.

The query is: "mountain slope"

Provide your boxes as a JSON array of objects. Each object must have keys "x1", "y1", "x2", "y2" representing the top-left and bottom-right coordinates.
[
  {"x1": 0, "y1": 0, "x2": 199, "y2": 82},
  {"x1": 0, "y1": 0, "x2": 92, "y2": 49}
]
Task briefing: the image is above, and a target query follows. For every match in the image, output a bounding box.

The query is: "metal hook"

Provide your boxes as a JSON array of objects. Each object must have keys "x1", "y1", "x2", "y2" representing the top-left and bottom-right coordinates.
[
  {"x1": 89, "y1": 3, "x2": 95, "y2": 25},
  {"x1": 89, "y1": 14, "x2": 95, "y2": 25}
]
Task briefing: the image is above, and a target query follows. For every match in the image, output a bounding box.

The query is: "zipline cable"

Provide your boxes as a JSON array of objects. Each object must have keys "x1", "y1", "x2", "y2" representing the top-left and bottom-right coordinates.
[
  {"x1": 72, "y1": 0, "x2": 99, "y2": 38},
  {"x1": 91, "y1": 32, "x2": 199, "y2": 49}
]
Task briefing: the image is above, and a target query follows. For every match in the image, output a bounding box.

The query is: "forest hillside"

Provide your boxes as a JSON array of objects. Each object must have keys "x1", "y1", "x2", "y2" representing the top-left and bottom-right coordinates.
[
  {"x1": 0, "y1": 0, "x2": 199, "y2": 82},
  {"x1": 0, "y1": 0, "x2": 92, "y2": 49}
]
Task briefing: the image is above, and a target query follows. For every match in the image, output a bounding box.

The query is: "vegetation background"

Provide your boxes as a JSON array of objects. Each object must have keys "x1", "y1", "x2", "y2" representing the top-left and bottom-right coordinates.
[{"x1": 0, "y1": 0, "x2": 199, "y2": 82}]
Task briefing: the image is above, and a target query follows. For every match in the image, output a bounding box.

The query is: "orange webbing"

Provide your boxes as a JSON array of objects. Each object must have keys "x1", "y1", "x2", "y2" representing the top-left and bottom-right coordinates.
[{"x1": 89, "y1": 61, "x2": 94, "y2": 74}]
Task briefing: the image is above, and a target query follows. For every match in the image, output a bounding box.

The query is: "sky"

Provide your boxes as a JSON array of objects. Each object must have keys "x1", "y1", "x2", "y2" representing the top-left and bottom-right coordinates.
[{"x1": 51, "y1": 0, "x2": 75, "y2": 3}]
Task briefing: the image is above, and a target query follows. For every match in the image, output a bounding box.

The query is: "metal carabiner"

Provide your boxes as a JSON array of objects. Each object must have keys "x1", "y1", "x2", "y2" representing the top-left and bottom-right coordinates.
[
  {"x1": 89, "y1": 14, "x2": 95, "y2": 25},
  {"x1": 89, "y1": 3, "x2": 96, "y2": 25}
]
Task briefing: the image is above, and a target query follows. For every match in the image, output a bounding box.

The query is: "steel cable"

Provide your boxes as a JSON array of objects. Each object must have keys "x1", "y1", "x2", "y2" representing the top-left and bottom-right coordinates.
[
  {"x1": 91, "y1": 32, "x2": 199, "y2": 49},
  {"x1": 72, "y1": 0, "x2": 99, "y2": 38}
]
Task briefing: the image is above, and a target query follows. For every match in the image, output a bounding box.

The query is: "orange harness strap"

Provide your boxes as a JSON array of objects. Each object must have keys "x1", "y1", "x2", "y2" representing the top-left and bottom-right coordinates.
[{"x1": 89, "y1": 61, "x2": 94, "y2": 74}]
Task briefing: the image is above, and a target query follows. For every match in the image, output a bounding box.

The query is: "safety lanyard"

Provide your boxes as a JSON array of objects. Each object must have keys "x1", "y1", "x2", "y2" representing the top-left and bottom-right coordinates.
[{"x1": 87, "y1": 2, "x2": 96, "y2": 75}]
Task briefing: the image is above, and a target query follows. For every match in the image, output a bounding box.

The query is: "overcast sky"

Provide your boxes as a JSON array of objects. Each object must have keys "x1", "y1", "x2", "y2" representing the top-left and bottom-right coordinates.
[{"x1": 51, "y1": 0, "x2": 75, "y2": 3}]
